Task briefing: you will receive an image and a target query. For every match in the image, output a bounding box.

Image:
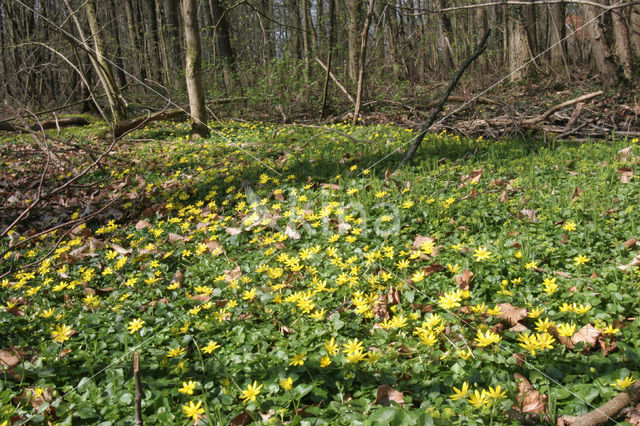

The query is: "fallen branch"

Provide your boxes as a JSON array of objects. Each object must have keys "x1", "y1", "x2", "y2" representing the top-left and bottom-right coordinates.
[
  {"x1": 315, "y1": 58, "x2": 355, "y2": 105},
  {"x1": 522, "y1": 91, "x2": 604, "y2": 125},
  {"x1": 399, "y1": 29, "x2": 490, "y2": 167},
  {"x1": 557, "y1": 381, "x2": 640, "y2": 426},
  {"x1": 0, "y1": 116, "x2": 90, "y2": 133},
  {"x1": 109, "y1": 97, "x2": 246, "y2": 139}
]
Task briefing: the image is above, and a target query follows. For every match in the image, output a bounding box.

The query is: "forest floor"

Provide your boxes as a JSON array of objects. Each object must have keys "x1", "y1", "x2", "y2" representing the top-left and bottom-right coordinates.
[{"x1": 1, "y1": 113, "x2": 640, "y2": 424}]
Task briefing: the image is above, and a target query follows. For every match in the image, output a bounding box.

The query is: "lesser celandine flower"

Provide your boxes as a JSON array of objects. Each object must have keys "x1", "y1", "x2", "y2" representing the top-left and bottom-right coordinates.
[
  {"x1": 182, "y1": 400, "x2": 204, "y2": 421},
  {"x1": 240, "y1": 381, "x2": 263, "y2": 402},
  {"x1": 178, "y1": 380, "x2": 197, "y2": 395},
  {"x1": 472, "y1": 246, "x2": 492, "y2": 261},
  {"x1": 280, "y1": 377, "x2": 293, "y2": 390},
  {"x1": 449, "y1": 382, "x2": 470, "y2": 400},
  {"x1": 475, "y1": 330, "x2": 502, "y2": 347},
  {"x1": 573, "y1": 254, "x2": 590, "y2": 266},
  {"x1": 611, "y1": 375, "x2": 636, "y2": 389},
  {"x1": 51, "y1": 324, "x2": 73, "y2": 343}
]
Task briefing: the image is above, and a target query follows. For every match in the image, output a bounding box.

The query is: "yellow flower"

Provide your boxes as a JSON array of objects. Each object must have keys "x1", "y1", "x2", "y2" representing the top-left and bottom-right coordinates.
[
  {"x1": 474, "y1": 330, "x2": 502, "y2": 347},
  {"x1": 562, "y1": 221, "x2": 577, "y2": 231},
  {"x1": 472, "y1": 246, "x2": 492, "y2": 262},
  {"x1": 280, "y1": 377, "x2": 293, "y2": 390},
  {"x1": 468, "y1": 389, "x2": 489, "y2": 408},
  {"x1": 240, "y1": 381, "x2": 263, "y2": 402},
  {"x1": 527, "y1": 306, "x2": 543, "y2": 318},
  {"x1": 178, "y1": 380, "x2": 197, "y2": 395},
  {"x1": 167, "y1": 347, "x2": 186, "y2": 358},
  {"x1": 320, "y1": 355, "x2": 332, "y2": 367},
  {"x1": 127, "y1": 318, "x2": 145, "y2": 334},
  {"x1": 289, "y1": 352, "x2": 306, "y2": 366},
  {"x1": 343, "y1": 338, "x2": 364, "y2": 354},
  {"x1": 518, "y1": 333, "x2": 539, "y2": 356},
  {"x1": 535, "y1": 317, "x2": 555, "y2": 333},
  {"x1": 449, "y1": 382, "x2": 470, "y2": 401},
  {"x1": 557, "y1": 322, "x2": 577, "y2": 337},
  {"x1": 611, "y1": 375, "x2": 636, "y2": 389},
  {"x1": 485, "y1": 385, "x2": 507, "y2": 401},
  {"x1": 573, "y1": 254, "x2": 590, "y2": 266},
  {"x1": 345, "y1": 349, "x2": 366, "y2": 363},
  {"x1": 51, "y1": 324, "x2": 73, "y2": 343},
  {"x1": 457, "y1": 349, "x2": 473, "y2": 360},
  {"x1": 600, "y1": 324, "x2": 620, "y2": 335},
  {"x1": 182, "y1": 400, "x2": 204, "y2": 421},
  {"x1": 202, "y1": 341, "x2": 221, "y2": 354},
  {"x1": 324, "y1": 337, "x2": 339, "y2": 355}
]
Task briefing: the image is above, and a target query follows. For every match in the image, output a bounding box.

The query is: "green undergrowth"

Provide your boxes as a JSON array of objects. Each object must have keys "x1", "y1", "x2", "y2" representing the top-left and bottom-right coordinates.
[{"x1": 1, "y1": 121, "x2": 639, "y2": 425}]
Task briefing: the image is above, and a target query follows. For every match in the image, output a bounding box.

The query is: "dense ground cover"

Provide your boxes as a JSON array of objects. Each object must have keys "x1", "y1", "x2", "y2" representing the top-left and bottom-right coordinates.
[{"x1": 1, "y1": 121, "x2": 639, "y2": 425}]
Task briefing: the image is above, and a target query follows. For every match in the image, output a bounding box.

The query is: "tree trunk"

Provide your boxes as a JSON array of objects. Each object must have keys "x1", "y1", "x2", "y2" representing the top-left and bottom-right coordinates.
[
  {"x1": 182, "y1": 0, "x2": 209, "y2": 138},
  {"x1": 436, "y1": 0, "x2": 455, "y2": 72},
  {"x1": 164, "y1": 0, "x2": 183, "y2": 70},
  {"x1": 509, "y1": 9, "x2": 532, "y2": 82},
  {"x1": 67, "y1": 0, "x2": 126, "y2": 124},
  {"x1": 302, "y1": 0, "x2": 311, "y2": 84},
  {"x1": 631, "y1": 5, "x2": 640, "y2": 57},
  {"x1": 583, "y1": 3, "x2": 619, "y2": 89},
  {"x1": 320, "y1": 0, "x2": 336, "y2": 118},
  {"x1": 549, "y1": 1, "x2": 566, "y2": 67},
  {"x1": 210, "y1": 0, "x2": 236, "y2": 91},
  {"x1": 610, "y1": 1, "x2": 633, "y2": 80},
  {"x1": 522, "y1": 0, "x2": 538, "y2": 56},
  {"x1": 352, "y1": 0, "x2": 376, "y2": 125},
  {"x1": 347, "y1": 0, "x2": 361, "y2": 82},
  {"x1": 141, "y1": 0, "x2": 161, "y2": 83}
]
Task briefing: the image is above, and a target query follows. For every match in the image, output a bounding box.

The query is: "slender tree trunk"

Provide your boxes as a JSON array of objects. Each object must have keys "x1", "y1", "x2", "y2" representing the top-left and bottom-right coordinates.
[
  {"x1": 68, "y1": 0, "x2": 126, "y2": 124},
  {"x1": 109, "y1": 0, "x2": 128, "y2": 88},
  {"x1": 347, "y1": 0, "x2": 361, "y2": 82},
  {"x1": 352, "y1": 0, "x2": 376, "y2": 125},
  {"x1": 583, "y1": 3, "x2": 619, "y2": 88},
  {"x1": 321, "y1": 0, "x2": 336, "y2": 118},
  {"x1": 183, "y1": 0, "x2": 209, "y2": 137},
  {"x1": 210, "y1": 0, "x2": 236, "y2": 91},
  {"x1": 164, "y1": 0, "x2": 184, "y2": 70},
  {"x1": 142, "y1": 0, "x2": 161, "y2": 83},
  {"x1": 124, "y1": 0, "x2": 145, "y2": 80},
  {"x1": 436, "y1": 0, "x2": 455, "y2": 72},
  {"x1": 631, "y1": 5, "x2": 640, "y2": 57},
  {"x1": 610, "y1": 1, "x2": 633, "y2": 80},
  {"x1": 522, "y1": 0, "x2": 538, "y2": 56},
  {"x1": 302, "y1": 0, "x2": 311, "y2": 84},
  {"x1": 549, "y1": 1, "x2": 566, "y2": 67},
  {"x1": 509, "y1": 8, "x2": 532, "y2": 82}
]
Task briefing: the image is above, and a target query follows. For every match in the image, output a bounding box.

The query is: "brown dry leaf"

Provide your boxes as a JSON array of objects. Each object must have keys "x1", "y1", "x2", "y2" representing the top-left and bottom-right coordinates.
[
  {"x1": 618, "y1": 167, "x2": 634, "y2": 183},
  {"x1": 280, "y1": 325, "x2": 296, "y2": 335},
  {"x1": 455, "y1": 270, "x2": 474, "y2": 290},
  {"x1": 225, "y1": 227, "x2": 242, "y2": 236},
  {"x1": 374, "y1": 385, "x2": 404, "y2": 407},
  {"x1": 571, "y1": 187, "x2": 583, "y2": 202},
  {"x1": 490, "y1": 178, "x2": 507, "y2": 187},
  {"x1": 409, "y1": 303, "x2": 433, "y2": 313},
  {"x1": 167, "y1": 233, "x2": 187, "y2": 243},
  {"x1": 204, "y1": 240, "x2": 224, "y2": 256},
  {"x1": 510, "y1": 323, "x2": 529, "y2": 332},
  {"x1": 617, "y1": 146, "x2": 634, "y2": 162},
  {"x1": 373, "y1": 295, "x2": 390, "y2": 320},
  {"x1": 589, "y1": 271, "x2": 599, "y2": 279},
  {"x1": 499, "y1": 190, "x2": 508, "y2": 203},
  {"x1": 498, "y1": 303, "x2": 527, "y2": 327},
  {"x1": 519, "y1": 209, "x2": 538, "y2": 223},
  {"x1": 0, "y1": 347, "x2": 22, "y2": 372},
  {"x1": 284, "y1": 226, "x2": 301, "y2": 240},
  {"x1": 230, "y1": 410, "x2": 252, "y2": 426},
  {"x1": 56, "y1": 348, "x2": 72, "y2": 360},
  {"x1": 513, "y1": 373, "x2": 548, "y2": 414},
  {"x1": 13, "y1": 387, "x2": 53, "y2": 412},
  {"x1": 387, "y1": 286, "x2": 401, "y2": 305},
  {"x1": 190, "y1": 294, "x2": 211, "y2": 302},
  {"x1": 320, "y1": 183, "x2": 341, "y2": 190},
  {"x1": 111, "y1": 243, "x2": 132, "y2": 255},
  {"x1": 619, "y1": 252, "x2": 640, "y2": 272},
  {"x1": 553, "y1": 271, "x2": 572, "y2": 279},
  {"x1": 624, "y1": 238, "x2": 638, "y2": 248},
  {"x1": 597, "y1": 336, "x2": 617, "y2": 356},
  {"x1": 624, "y1": 404, "x2": 640, "y2": 425},
  {"x1": 224, "y1": 266, "x2": 242, "y2": 282},
  {"x1": 422, "y1": 264, "x2": 445, "y2": 278},
  {"x1": 571, "y1": 324, "x2": 600, "y2": 350},
  {"x1": 135, "y1": 220, "x2": 152, "y2": 229}
]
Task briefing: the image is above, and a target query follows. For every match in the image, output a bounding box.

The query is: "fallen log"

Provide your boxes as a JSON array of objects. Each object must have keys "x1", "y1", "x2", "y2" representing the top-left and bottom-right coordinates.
[
  {"x1": 109, "y1": 97, "x2": 246, "y2": 139},
  {"x1": 557, "y1": 381, "x2": 640, "y2": 426},
  {"x1": 0, "y1": 116, "x2": 90, "y2": 133}
]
